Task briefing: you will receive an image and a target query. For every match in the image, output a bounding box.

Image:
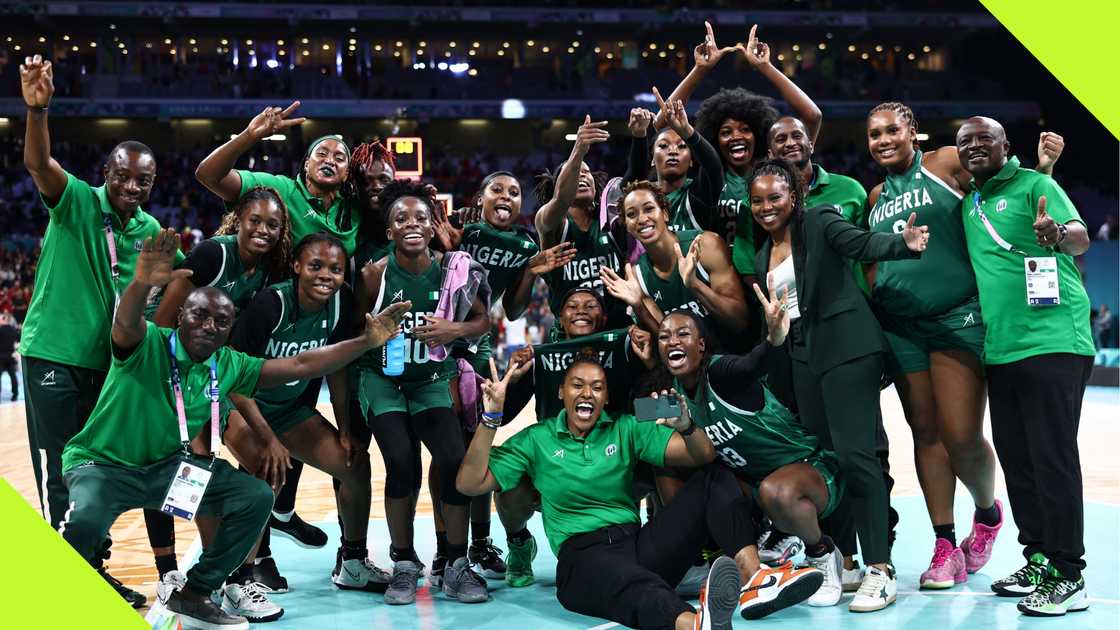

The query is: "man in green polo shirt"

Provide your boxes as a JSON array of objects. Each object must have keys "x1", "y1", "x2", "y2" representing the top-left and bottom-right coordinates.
[
  {"x1": 59, "y1": 228, "x2": 409, "y2": 629},
  {"x1": 957, "y1": 117, "x2": 1094, "y2": 618},
  {"x1": 18, "y1": 55, "x2": 179, "y2": 607},
  {"x1": 195, "y1": 102, "x2": 363, "y2": 255}
]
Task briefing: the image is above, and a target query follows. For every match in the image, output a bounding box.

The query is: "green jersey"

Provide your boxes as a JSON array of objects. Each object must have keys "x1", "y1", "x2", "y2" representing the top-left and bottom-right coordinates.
[
  {"x1": 962, "y1": 156, "x2": 1094, "y2": 364},
  {"x1": 147, "y1": 235, "x2": 269, "y2": 319},
  {"x1": 806, "y1": 165, "x2": 871, "y2": 295},
  {"x1": 868, "y1": 150, "x2": 977, "y2": 317},
  {"x1": 238, "y1": 170, "x2": 362, "y2": 256},
  {"x1": 634, "y1": 230, "x2": 729, "y2": 343},
  {"x1": 351, "y1": 237, "x2": 392, "y2": 280},
  {"x1": 20, "y1": 172, "x2": 173, "y2": 371},
  {"x1": 543, "y1": 214, "x2": 626, "y2": 326},
  {"x1": 459, "y1": 222, "x2": 539, "y2": 299},
  {"x1": 229, "y1": 280, "x2": 347, "y2": 411},
  {"x1": 487, "y1": 410, "x2": 673, "y2": 555},
  {"x1": 727, "y1": 170, "x2": 758, "y2": 275},
  {"x1": 362, "y1": 251, "x2": 454, "y2": 382},
  {"x1": 532, "y1": 329, "x2": 635, "y2": 422},
  {"x1": 666, "y1": 177, "x2": 705, "y2": 233},
  {"x1": 62, "y1": 322, "x2": 264, "y2": 472},
  {"x1": 675, "y1": 355, "x2": 832, "y2": 486}
]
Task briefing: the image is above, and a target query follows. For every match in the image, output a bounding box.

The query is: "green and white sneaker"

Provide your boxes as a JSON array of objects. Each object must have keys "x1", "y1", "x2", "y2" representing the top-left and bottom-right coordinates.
[
  {"x1": 1017, "y1": 569, "x2": 1089, "y2": 617},
  {"x1": 505, "y1": 535, "x2": 537, "y2": 588},
  {"x1": 992, "y1": 553, "x2": 1049, "y2": 597}
]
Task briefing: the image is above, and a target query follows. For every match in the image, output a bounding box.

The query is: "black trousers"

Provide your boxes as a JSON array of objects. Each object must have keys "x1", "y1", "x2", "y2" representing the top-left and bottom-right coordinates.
[
  {"x1": 555, "y1": 465, "x2": 755, "y2": 630},
  {"x1": 987, "y1": 353, "x2": 1093, "y2": 580}
]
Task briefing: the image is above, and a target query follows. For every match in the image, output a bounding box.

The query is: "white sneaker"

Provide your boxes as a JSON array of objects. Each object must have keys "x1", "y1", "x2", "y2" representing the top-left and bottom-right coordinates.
[
  {"x1": 156, "y1": 570, "x2": 187, "y2": 605},
  {"x1": 842, "y1": 560, "x2": 865, "y2": 593},
  {"x1": 221, "y1": 580, "x2": 284, "y2": 622},
  {"x1": 758, "y1": 533, "x2": 805, "y2": 566},
  {"x1": 676, "y1": 561, "x2": 710, "y2": 598},
  {"x1": 332, "y1": 557, "x2": 392, "y2": 593},
  {"x1": 849, "y1": 565, "x2": 897, "y2": 613},
  {"x1": 803, "y1": 547, "x2": 843, "y2": 607}
]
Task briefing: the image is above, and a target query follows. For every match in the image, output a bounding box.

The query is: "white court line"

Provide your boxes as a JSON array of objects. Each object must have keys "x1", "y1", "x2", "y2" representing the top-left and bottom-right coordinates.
[{"x1": 582, "y1": 592, "x2": 1120, "y2": 629}]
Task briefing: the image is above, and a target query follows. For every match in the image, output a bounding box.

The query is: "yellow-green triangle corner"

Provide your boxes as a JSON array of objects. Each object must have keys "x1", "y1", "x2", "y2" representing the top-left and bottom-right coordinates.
[
  {"x1": 981, "y1": 0, "x2": 1120, "y2": 139},
  {"x1": 0, "y1": 479, "x2": 147, "y2": 628}
]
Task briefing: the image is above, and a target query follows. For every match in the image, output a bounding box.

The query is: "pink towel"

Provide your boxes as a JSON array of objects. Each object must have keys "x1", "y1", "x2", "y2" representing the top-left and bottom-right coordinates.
[
  {"x1": 457, "y1": 358, "x2": 483, "y2": 432},
  {"x1": 428, "y1": 251, "x2": 472, "y2": 361}
]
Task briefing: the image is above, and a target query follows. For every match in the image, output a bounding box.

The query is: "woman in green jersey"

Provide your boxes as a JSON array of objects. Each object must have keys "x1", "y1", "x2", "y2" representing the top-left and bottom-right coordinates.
[
  {"x1": 654, "y1": 298, "x2": 845, "y2": 609},
  {"x1": 143, "y1": 185, "x2": 292, "y2": 588},
  {"x1": 355, "y1": 180, "x2": 492, "y2": 606},
  {"x1": 195, "y1": 101, "x2": 363, "y2": 255},
  {"x1": 601, "y1": 181, "x2": 748, "y2": 346},
  {"x1": 534, "y1": 117, "x2": 628, "y2": 334},
  {"x1": 865, "y1": 102, "x2": 1062, "y2": 587},
  {"x1": 751, "y1": 159, "x2": 930, "y2": 612}
]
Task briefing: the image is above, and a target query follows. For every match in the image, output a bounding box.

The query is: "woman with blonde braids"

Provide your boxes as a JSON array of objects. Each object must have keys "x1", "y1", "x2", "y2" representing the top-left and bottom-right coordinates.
[{"x1": 143, "y1": 185, "x2": 293, "y2": 589}]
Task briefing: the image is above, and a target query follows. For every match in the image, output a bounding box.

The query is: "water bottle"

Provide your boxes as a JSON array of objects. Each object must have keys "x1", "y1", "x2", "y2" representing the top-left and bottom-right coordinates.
[{"x1": 384, "y1": 334, "x2": 405, "y2": 376}]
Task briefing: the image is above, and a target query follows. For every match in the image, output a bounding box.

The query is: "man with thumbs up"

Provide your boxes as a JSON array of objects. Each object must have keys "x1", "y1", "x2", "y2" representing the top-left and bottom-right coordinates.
[{"x1": 956, "y1": 117, "x2": 1094, "y2": 618}]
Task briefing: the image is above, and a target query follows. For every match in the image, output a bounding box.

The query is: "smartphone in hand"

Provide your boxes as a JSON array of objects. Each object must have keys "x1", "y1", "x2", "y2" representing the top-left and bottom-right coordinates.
[{"x1": 634, "y1": 396, "x2": 681, "y2": 422}]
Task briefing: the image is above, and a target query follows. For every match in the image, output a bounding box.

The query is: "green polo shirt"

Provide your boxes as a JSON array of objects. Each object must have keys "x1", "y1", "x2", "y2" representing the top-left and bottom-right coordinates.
[
  {"x1": 237, "y1": 170, "x2": 361, "y2": 255},
  {"x1": 807, "y1": 164, "x2": 871, "y2": 295},
  {"x1": 962, "y1": 156, "x2": 1094, "y2": 365},
  {"x1": 19, "y1": 172, "x2": 171, "y2": 371},
  {"x1": 62, "y1": 322, "x2": 264, "y2": 472},
  {"x1": 488, "y1": 410, "x2": 673, "y2": 555}
]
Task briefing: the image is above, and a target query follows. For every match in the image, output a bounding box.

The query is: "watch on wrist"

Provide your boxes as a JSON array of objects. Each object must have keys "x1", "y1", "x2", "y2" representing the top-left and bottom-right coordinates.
[
  {"x1": 1056, "y1": 223, "x2": 1069, "y2": 244},
  {"x1": 679, "y1": 422, "x2": 696, "y2": 437}
]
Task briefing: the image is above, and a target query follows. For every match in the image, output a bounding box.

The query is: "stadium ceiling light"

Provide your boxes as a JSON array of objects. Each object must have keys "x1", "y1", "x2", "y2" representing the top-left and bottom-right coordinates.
[
  {"x1": 63, "y1": 35, "x2": 70, "y2": 41},
  {"x1": 393, "y1": 51, "x2": 401, "y2": 57},
  {"x1": 265, "y1": 134, "x2": 286, "y2": 141},
  {"x1": 472, "y1": 41, "x2": 480, "y2": 48},
  {"x1": 792, "y1": 44, "x2": 800, "y2": 52},
  {"x1": 571, "y1": 41, "x2": 579, "y2": 47},
  {"x1": 667, "y1": 43, "x2": 675, "y2": 50},
  {"x1": 110, "y1": 23, "x2": 116, "y2": 30},
  {"x1": 606, "y1": 52, "x2": 614, "y2": 59},
  {"x1": 541, "y1": 46, "x2": 550, "y2": 53},
  {"x1": 419, "y1": 40, "x2": 427, "y2": 47},
  {"x1": 449, "y1": 41, "x2": 457, "y2": 48},
  {"x1": 526, "y1": 40, "x2": 535, "y2": 47},
  {"x1": 395, "y1": 40, "x2": 403, "y2": 47},
  {"x1": 567, "y1": 47, "x2": 575, "y2": 53},
  {"x1": 449, "y1": 62, "x2": 469, "y2": 73},
  {"x1": 777, "y1": 53, "x2": 785, "y2": 61},
  {"x1": 12, "y1": 44, "x2": 20, "y2": 51},
  {"x1": 38, "y1": 36, "x2": 45, "y2": 43},
  {"x1": 502, "y1": 98, "x2": 526, "y2": 119},
  {"x1": 246, "y1": 39, "x2": 254, "y2": 46},
  {"x1": 278, "y1": 49, "x2": 286, "y2": 55},
  {"x1": 468, "y1": 68, "x2": 478, "y2": 76},
  {"x1": 348, "y1": 38, "x2": 356, "y2": 45},
  {"x1": 907, "y1": 52, "x2": 917, "y2": 60},
  {"x1": 189, "y1": 38, "x2": 197, "y2": 45},
  {"x1": 322, "y1": 43, "x2": 330, "y2": 50},
  {"x1": 874, "y1": 44, "x2": 883, "y2": 52},
  {"x1": 819, "y1": 43, "x2": 827, "y2": 50},
  {"x1": 658, "y1": 51, "x2": 666, "y2": 58},
  {"x1": 0, "y1": 118, "x2": 9, "y2": 124},
  {"x1": 648, "y1": 42, "x2": 656, "y2": 50},
  {"x1": 349, "y1": 45, "x2": 356, "y2": 52},
  {"x1": 444, "y1": 51, "x2": 451, "y2": 58},
  {"x1": 848, "y1": 44, "x2": 856, "y2": 52},
  {"x1": 468, "y1": 49, "x2": 476, "y2": 56},
  {"x1": 301, "y1": 37, "x2": 310, "y2": 44},
  {"x1": 221, "y1": 39, "x2": 228, "y2": 45},
  {"x1": 266, "y1": 59, "x2": 280, "y2": 68},
  {"x1": 418, "y1": 49, "x2": 426, "y2": 55},
  {"x1": 922, "y1": 45, "x2": 931, "y2": 53},
  {"x1": 118, "y1": 42, "x2": 124, "y2": 48},
  {"x1": 916, "y1": 133, "x2": 929, "y2": 141},
  {"x1": 594, "y1": 46, "x2": 601, "y2": 53},
  {"x1": 302, "y1": 50, "x2": 310, "y2": 56},
  {"x1": 374, "y1": 44, "x2": 382, "y2": 51},
  {"x1": 164, "y1": 38, "x2": 172, "y2": 44},
  {"x1": 618, "y1": 41, "x2": 625, "y2": 47},
  {"x1": 278, "y1": 39, "x2": 285, "y2": 46},
  {"x1": 861, "y1": 52, "x2": 870, "y2": 60},
  {"x1": 497, "y1": 49, "x2": 505, "y2": 56},
  {"x1": 893, "y1": 45, "x2": 901, "y2": 52},
  {"x1": 122, "y1": 49, "x2": 128, "y2": 54},
  {"x1": 146, "y1": 42, "x2": 153, "y2": 49},
  {"x1": 564, "y1": 133, "x2": 578, "y2": 141},
  {"x1": 503, "y1": 41, "x2": 510, "y2": 48},
  {"x1": 72, "y1": 45, "x2": 79, "y2": 51}
]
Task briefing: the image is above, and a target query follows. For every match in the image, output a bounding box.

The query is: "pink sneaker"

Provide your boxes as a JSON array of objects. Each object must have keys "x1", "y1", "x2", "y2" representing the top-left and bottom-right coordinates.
[
  {"x1": 960, "y1": 499, "x2": 1004, "y2": 574},
  {"x1": 919, "y1": 538, "x2": 967, "y2": 589}
]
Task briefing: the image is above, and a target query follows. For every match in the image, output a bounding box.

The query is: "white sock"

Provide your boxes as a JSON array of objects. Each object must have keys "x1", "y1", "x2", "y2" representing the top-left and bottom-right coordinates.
[{"x1": 272, "y1": 510, "x2": 294, "y2": 522}]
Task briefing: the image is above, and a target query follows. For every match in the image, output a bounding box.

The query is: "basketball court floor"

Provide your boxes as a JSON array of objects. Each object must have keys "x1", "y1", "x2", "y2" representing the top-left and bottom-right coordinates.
[{"x1": 1, "y1": 373, "x2": 1117, "y2": 629}]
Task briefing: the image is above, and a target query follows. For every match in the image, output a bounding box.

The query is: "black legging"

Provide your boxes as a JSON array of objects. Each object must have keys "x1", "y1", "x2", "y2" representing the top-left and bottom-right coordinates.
[{"x1": 369, "y1": 407, "x2": 469, "y2": 505}]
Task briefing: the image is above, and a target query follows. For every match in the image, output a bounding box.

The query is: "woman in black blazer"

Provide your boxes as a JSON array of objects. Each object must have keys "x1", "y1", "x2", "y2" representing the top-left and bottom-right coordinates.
[{"x1": 750, "y1": 159, "x2": 928, "y2": 612}]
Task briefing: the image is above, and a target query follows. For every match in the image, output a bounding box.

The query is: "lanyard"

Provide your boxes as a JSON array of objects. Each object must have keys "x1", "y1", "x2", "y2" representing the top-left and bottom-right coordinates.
[
  {"x1": 102, "y1": 214, "x2": 123, "y2": 309},
  {"x1": 168, "y1": 331, "x2": 220, "y2": 460},
  {"x1": 971, "y1": 192, "x2": 1027, "y2": 256}
]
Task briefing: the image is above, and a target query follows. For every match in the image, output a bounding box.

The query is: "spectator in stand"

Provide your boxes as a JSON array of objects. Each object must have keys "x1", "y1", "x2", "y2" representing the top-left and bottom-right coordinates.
[{"x1": 0, "y1": 312, "x2": 18, "y2": 400}]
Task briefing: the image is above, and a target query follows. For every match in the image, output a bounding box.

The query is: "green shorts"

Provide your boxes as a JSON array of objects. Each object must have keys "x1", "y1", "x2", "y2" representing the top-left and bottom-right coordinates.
[
  {"x1": 450, "y1": 334, "x2": 492, "y2": 374},
  {"x1": 880, "y1": 296, "x2": 986, "y2": 374},
  {"x1": 808, "y1": 452, "x2": 844, "y2": 519},
  {"x1": 219, "y1": 398, "x2": 317, "y2": 438},
  {"x1": 358, "y1": 369, "x2": 453, "y2": 418}
]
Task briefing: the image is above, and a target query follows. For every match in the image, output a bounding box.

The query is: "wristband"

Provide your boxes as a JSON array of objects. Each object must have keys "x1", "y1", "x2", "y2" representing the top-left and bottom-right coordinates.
[
  {"x1": 679, "y1": 422, "x2": 696, "y2": 437},
  {"x1": 27, "y1": 105, "x2": 48, "y2": 113},
  {"x1": 480, "y1": 411, "x2": 503, "y2": 430},
  {"x1": 1056, "y1": 223, "x2": 1069, "y2": 244}
]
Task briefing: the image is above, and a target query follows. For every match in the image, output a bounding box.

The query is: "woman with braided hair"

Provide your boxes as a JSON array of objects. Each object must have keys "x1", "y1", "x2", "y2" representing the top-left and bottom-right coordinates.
[
  {"x1": 349, "y1": 137, "x2": 398, "y2": 272},
  {"x1": 864, "y1": 101, "x2": 1063, "y2": 591}
]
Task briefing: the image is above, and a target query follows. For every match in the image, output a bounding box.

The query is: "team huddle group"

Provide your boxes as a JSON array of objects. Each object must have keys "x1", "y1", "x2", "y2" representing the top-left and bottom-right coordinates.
[{"x1": 15, "y1": 22, "x2": 1098, "y2": 630}]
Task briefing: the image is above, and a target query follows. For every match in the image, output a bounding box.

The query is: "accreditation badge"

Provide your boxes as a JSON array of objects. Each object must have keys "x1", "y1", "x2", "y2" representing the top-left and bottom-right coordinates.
[
  {"x1": 160, "y1": 459, "x2": 213, "y2": 520},
  {"x1": 1024, "y1": 257, "x2": 1060, "y2": 306}
]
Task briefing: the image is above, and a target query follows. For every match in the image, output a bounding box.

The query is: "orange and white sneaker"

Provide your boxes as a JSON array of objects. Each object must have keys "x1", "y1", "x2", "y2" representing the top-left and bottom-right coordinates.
[
  {"x1": 739, "y1": 561, "x2": 824, "y2": 620},
  {"x1": 694, "y1": 556, "x2": 741, "y2": 630}
]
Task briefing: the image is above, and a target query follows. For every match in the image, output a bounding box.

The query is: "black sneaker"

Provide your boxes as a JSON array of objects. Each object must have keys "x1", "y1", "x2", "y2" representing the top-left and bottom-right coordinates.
[
  {"x1": 429, "y1": 553, "x2": 448, "y2": 588},
  {"x1": 166, "y1": 589, "x2": 248, "y2": 629},
  {"x1": 269, "y1": 512, "x2": 327, "y2": 548},
  {"x1": 100, "y1": 567, "x2": 147, "y2": 608},
  {"x1": 251, "y1": 557, "x2": 289, "y2": 594},
  {"x1": 992, "y1": 553, "x2": 1049, "y2": 597},
  {"x1": 468, "y1": 537, "x2": 507, "y2": 579}
]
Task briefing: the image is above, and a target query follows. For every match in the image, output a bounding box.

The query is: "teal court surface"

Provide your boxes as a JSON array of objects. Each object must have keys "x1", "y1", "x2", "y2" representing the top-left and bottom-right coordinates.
[{"x1": 160, "y1": 494, "x2": 1120, "y2": 629}]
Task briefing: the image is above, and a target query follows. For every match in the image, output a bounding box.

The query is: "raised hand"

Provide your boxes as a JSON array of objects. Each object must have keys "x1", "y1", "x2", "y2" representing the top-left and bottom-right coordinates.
[
  {"x1": 653, "y1": 87, "x2": 694, "y2": 139},
  {"x1": 628, "y1": 108, "x2": 655, "y2": 138},
  {"x1": 481, "y1": 357, "x2": 518, "y2": 415},
  {"x1": 739, "y1": 24, "x2": 771, "y2": 69},
  {"x1": 135, "y1": 228, "x2": 190, "y2": 288},
  {"x1": 651, "y1": 388, "x2": 693, "y2": 432},
  {"x1": 1032, "y1": 195, "x2": 1062, "y2": 247},
  {"x1": 363, "y1": 300, "x2": 411, "y2": 348},
  {"x1": 752, "y1": 275, "x2": 790, "y2": 346},
  {"x1": 20, "y1": 55, "x2": 54, "y2": 109},
  {"x1": 628, "y1": 325, "x2": 653, "y2": 362},
  {"x1": 245, "y1": 101, "x2": 306, "y2": 141},
  {"x1": 1037, "y1": 131, "x2": 1064, "y2": 173},
  {"x1": 902, "y1": 212, "x2": 930, "y2": 252},
  {"x1": 506, "y1": 345, "x2": 535, "y2": 384},
  {"x1": 528, "y1": 241, "x2": 578, "y2": 276},
  {"x1": 693, "y1": 20, "x2": 737, "y2": 71},
  {"x1": 431, "y1": 203, "x2": 463, "y2": 252},
  {"x1": 675, "y1": 239, "x2": 701, "y2": 287},
  {"x1": 574, "y1": 114, "x2": 611, "y2": 154},
  {"x1": 600, "y1": 263, "x2": 644, "y2": 307}
]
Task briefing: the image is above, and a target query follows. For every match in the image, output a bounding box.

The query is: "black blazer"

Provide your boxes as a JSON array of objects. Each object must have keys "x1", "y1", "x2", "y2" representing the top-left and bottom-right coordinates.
[{"x1": 755, "y1": 205, "x2": 919, "y2": 375}]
